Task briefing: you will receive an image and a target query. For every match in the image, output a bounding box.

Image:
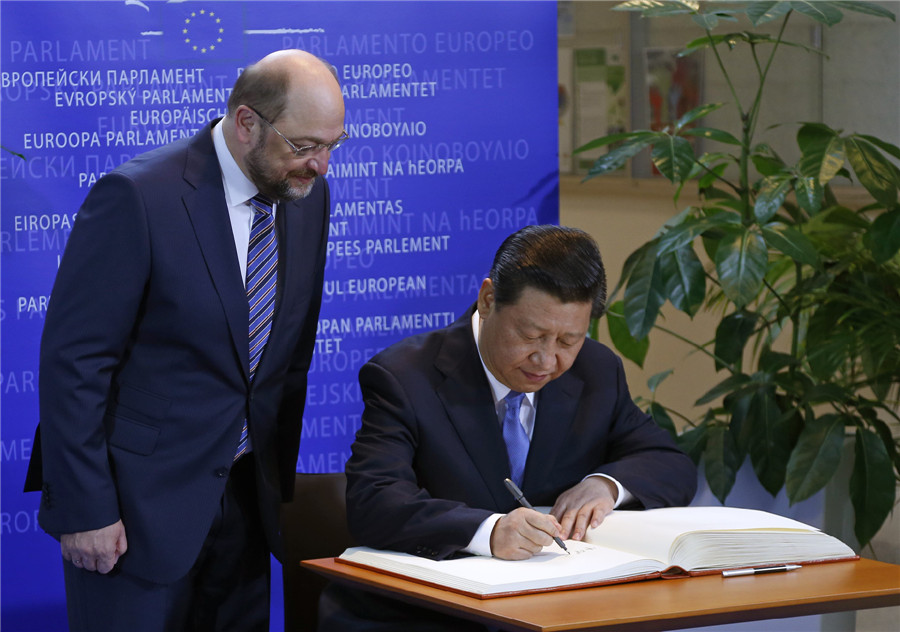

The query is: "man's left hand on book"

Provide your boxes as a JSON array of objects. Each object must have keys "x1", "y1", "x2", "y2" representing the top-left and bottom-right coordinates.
[{"x1": 551, "y1": 477, "x2": 617, "y2": 541}]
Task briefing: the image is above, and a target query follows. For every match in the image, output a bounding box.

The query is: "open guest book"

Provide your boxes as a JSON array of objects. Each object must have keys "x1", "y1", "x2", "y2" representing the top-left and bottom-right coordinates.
[{"x1": 336, "y1": 506, "x2": 858, "y2": 598}]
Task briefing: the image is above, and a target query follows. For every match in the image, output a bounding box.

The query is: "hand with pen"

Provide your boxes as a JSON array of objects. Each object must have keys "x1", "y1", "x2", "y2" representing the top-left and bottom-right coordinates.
[
  {"x1": 491, "y1": 476, "x2": 618, "y2": 560},
  {"x1": 490, "y1": 507, "x2": 565, "y2": 561}
]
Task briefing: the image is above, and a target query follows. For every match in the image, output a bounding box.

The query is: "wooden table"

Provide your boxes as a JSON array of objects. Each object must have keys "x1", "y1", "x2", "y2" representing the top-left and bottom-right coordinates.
[{"x1": 302, "y1": 557, "x2": 900, "y2": 631}]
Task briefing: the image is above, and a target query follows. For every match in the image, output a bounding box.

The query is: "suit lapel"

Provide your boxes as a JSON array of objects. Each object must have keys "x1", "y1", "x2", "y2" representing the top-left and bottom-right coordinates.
[
  {"x1": 434, "y1": 311, "x2": 513, "y2": 508},
  {"x1": 522, "y1": 371, "x2": 583, "y2": 490},
  {"x1": 182, "y1": 125, "x2": 250, "y2": 382},
  {"x1": 268, "y1": 196, "x2": 301, "y2": 341}
]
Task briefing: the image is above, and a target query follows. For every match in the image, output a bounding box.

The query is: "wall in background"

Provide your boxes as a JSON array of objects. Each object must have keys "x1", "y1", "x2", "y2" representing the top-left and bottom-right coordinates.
[{"x1": 0, "y1": 2, "x2": 558, "y2": 629}]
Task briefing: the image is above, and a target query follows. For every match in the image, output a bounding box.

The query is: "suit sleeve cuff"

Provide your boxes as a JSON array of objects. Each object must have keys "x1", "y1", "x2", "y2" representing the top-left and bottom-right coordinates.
[
  {"x1": 585, "y1": 473, "x2": 634, "y2": 508},
  {"x1": 462, "y1": 513, "x2": 503, "y2": 556}
]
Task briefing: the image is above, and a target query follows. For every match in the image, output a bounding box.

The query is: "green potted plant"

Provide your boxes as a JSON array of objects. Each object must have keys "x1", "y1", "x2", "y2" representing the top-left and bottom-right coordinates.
[{"x1": 577, "y1": 0, "x2": 899, "y2": 549}]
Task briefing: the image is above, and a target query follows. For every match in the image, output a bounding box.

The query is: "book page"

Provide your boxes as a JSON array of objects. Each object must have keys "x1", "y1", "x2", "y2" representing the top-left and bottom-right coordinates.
[
  {"x1": 339, "y1": 540, "x2": 664, "y2": 596},
  {"x1": 671, "y1": 530, "x2": 855, "y2": 571},
  {"x1": 583, "y1": 506, "x2": 854, "y2": 571}
]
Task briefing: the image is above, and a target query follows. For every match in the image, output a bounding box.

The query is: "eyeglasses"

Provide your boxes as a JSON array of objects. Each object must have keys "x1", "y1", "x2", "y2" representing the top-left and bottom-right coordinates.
[{"x1": 248, "y1": 106, "x2": 348, "y2": 157}]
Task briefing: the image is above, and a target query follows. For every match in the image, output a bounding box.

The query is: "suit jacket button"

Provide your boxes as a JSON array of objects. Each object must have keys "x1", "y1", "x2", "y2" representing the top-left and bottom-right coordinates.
[{"x1": 214, "y1": 468, "x2": 229, "y2": 478}]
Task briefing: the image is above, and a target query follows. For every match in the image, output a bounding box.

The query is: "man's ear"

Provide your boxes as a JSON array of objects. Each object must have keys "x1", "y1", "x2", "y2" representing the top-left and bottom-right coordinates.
[
  {"x1": 477, "y1": 278, "x2": 494, "y2": 318},
  {"x1": 234, "y1": 105, "x2": 257, "y2": 143}
]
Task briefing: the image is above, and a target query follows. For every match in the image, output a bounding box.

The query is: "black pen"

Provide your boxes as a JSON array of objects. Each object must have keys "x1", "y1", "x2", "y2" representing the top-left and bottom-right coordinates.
[{"x1": 503, "y1": 478, "x2": 569, "y2": 554}]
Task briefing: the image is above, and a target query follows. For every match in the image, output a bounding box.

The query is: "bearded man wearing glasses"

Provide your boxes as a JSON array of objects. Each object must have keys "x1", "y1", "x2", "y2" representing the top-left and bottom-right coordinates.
[{"x1": 25, "y1": 49, "x2": 346, "y2": 632}]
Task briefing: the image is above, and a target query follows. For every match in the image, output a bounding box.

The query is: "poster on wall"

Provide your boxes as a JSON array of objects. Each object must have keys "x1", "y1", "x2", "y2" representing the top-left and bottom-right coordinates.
[
  {"x1": 645, "y1": 47, "x2": 702, "y2": 175},
  {"x1": 0, "y1": 1, "x2": 558, "y2": 627},
  {"x1": 573, "y1": 46, "x2": 627, "y2": 174}
]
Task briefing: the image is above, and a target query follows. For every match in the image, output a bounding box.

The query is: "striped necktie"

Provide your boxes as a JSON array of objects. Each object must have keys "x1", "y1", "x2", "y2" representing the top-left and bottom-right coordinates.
[
  {"x1": 502, "y1": 390, "x2": 529, "y2": 487},
  {"x1": 235, "y1": 194, "x2": 278, "y2": 460}
]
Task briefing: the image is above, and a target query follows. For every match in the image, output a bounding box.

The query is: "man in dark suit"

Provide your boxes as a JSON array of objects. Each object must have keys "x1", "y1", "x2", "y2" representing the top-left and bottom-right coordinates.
[
  {"x1": 25, "y1": 49, "x2": 345, "y2": 631},
  {"x1": 320, "y1": 224, "x2": 697, "y2": 630}
]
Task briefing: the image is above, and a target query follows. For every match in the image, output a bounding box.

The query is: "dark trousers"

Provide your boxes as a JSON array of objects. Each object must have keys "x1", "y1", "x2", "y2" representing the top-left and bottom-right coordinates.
[{"x1": 63, "y1": 455, "x2": 271, "y2": 632}]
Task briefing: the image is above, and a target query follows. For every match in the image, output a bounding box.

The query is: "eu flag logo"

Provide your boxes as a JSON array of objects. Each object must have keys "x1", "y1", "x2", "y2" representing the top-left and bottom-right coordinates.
[
  {"x1": 182, "y1": 8, "x2": 224, "y2": 55},
  {"x1": 161, "y1": 3, "x2": 244, "y2": 62}
]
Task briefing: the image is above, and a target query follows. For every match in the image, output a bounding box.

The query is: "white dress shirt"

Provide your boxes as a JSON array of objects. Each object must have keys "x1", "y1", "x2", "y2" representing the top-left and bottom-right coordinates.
[{"x1": 212, "y1": 119, "x2": 277, "y2": 285}]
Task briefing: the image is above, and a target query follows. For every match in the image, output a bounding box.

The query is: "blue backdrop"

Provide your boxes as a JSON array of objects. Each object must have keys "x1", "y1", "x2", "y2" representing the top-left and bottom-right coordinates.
[{"x1": 1, "y1": 0, "x2": 558, "y2": 628}]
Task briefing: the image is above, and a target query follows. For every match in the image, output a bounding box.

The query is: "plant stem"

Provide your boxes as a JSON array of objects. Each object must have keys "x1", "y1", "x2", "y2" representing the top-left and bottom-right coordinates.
[{"x1": 747, "y1": 14, "x2": 792, "y2": 143}]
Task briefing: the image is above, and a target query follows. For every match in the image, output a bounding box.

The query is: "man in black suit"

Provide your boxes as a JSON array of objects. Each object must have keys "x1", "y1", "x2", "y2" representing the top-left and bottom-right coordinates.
[
  {"x1": 320, "y1": 224, "x2": 697, "y2": 630},
  {"x1": 25, "y1": 49, "x2": 345, "y2": 631}
]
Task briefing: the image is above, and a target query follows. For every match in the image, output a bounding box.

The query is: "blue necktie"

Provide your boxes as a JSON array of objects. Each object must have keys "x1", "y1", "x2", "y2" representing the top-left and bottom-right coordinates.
[
  {"x1": 235, "y1": 194, "x2": 277, "y2": 460},
  {"x1": 502, "y1": 390, "x2": 529, "y2": 487}
]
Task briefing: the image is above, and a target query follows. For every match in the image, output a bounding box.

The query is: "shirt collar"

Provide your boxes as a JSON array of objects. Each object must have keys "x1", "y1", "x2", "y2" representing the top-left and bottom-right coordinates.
[{"x1": 212, "y1": 118, "x2": 264, "y2": 208}]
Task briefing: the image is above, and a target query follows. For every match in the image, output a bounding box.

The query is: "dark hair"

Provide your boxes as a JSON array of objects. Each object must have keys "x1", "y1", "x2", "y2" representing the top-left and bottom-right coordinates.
[
  {"x1": 226, "y1": 52, "x2": 339, "y2": 122},
  {"x1": 489, "y1": 225, "x2": 607, "y2": 318}
]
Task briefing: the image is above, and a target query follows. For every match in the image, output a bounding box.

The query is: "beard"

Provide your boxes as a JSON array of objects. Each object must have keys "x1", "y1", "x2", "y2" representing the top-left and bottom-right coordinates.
[{"x1": 245, "y1": 134, "x2": 318, "y2": 202}]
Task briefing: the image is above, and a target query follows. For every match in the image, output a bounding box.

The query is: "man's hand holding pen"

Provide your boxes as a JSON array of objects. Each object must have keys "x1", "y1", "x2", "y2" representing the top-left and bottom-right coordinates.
[{"x1": 489, "y1": 507, "x2": 565, "y2": 560}]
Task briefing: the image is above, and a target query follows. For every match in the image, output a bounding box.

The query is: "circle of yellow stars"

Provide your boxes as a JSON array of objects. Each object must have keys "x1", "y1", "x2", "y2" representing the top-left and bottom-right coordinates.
[{"x1": 183, "y1": 9, "x2": 223, "y2": 54}]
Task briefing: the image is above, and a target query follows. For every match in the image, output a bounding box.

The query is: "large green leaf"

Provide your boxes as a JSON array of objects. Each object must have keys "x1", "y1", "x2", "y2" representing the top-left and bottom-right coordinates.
[
  {"x1": 790, "y1": 1, "x2": 845, "y2": 26},
  {"x1": 849, "y1": 427, "x2": 897, "y2": 547},
  {"x1": 845, "y1": 136, "x2": 899, "y2": 206},
  {"x1": 863, "y1": 208, "x2": 900, "y2": 263},
  {"x1": 714, "y1": 229, "x2": 768, "y2": 308},
  {"x1": 651, "y1": 135, "x2": 696, "y2": 183},
  {"x1": 584, "y1": 135, "x2": 658, "y2": 179},
  {"x1": 623, "y1": 242, "x2": 666, "y2": 340},
  {"x1": 832, "y1": 1, "x2": 897, "y2": 21},
  {"x1": 574, "y1": 130, "x2": 658, "y2": 154},
  {"x1": 807, "y1": 302, "x2": 851, "y2": 380},
  {"x1": 647, "y1": 369, "x2": 674, "y2": 393},
  {"x1": 752, "y1": 142, "x2": 787, "y2": 175},
  {"x1": 796, "y1": 121, "x2": 837, "y2": 153},
  {"x1": 794, "y1": 176, "x2": 824, "y2": 215},
  {"x1": 675, "y1": 103, "x2": 725, "y2": 130},
  {"x1": 797, "y1": 128, "x2": 845, "y2": 186},
  {"x1": 682, "y1": 127, "x2": 742, "y2": 145},
  {"x1": 714, "y1": 310, "x2": 759, "y2": 372},
  {"x1": 754, "y1": 175, "x2": 792, "y2": 223},
  {"x1": 606, "y1": 301, "x2": 650, "y2": 367},
  {"x1": 761, "y1": 223, "x2": 821, "y2": 267},
  {"x1": 869, "y1": 415, "x2": 900, "y2": 474},
  {"x1": 785, "y1": 413, "x2": 847, "y2": 502},
  {"x1": 857, "y1": 134, "x2": 900, "y2": 161},
  {"x1": 747, "y1": 1, "x2": 793, "y2": 25},
  {"x1": 659, "y1": 245, "x2": 706, "y2": 316},
  {"x1": 648, "y1": 401, "x2": 678, "y2": 440},
  {"x1": 609, "y1": 242, "x2": 654, "y2": 302},
  {"x1": 692, "y1": 11, "x2": 722, "y2": 29},
  {"x1": 724, "y1": 391, "x2": 754, "y2": 459},
  {"x1": 746, "y1": 389, "x2": 792, "y2": 496},
  {"x1": 703, "y1": 424, "x2": 741, "y2": 503},
  {"x1": 758, "y1": 349, "x2": 799, "y2": 375},
  {"x1": 695, "y1": 372, "x2": 753, "y2": 405},
  {"x1": 815, "y1": 138, "x2": 847, "y2": 186},
  {"x1": 657, "y1": 211, "x2": 740, "y2": 256},
  {"x1": 683, "y1": 31, "x2": 822, "y2": 56},
  {"x1": 677, "y1": 419, "x2": 710, "y2": 464},
  {"x1": 802, "y1": 382, "x2": 852, "y2": 406},
  {"x1": 697, "y1": 164, "x2": 731, "y2": 192}
]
